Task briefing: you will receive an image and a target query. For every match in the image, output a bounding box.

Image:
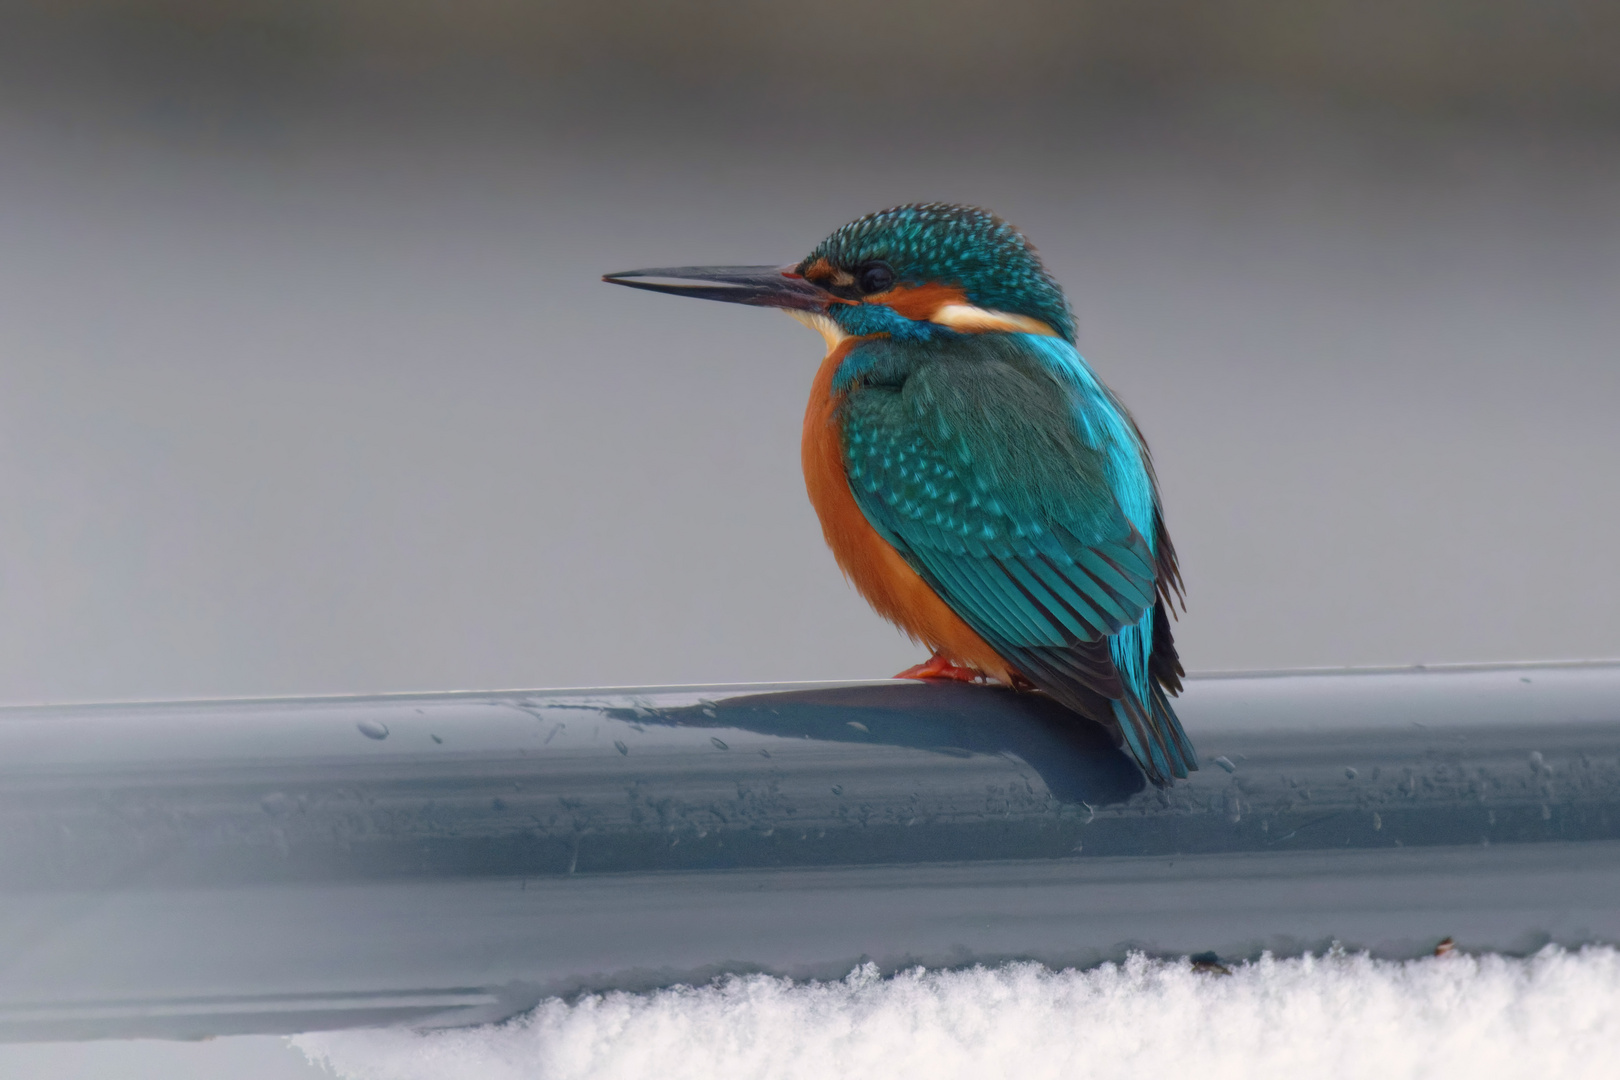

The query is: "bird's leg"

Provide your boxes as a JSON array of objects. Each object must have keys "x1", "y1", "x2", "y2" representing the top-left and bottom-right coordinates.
[{"x1": 894, "y1": 652, "x2": 982, "y2": 683}]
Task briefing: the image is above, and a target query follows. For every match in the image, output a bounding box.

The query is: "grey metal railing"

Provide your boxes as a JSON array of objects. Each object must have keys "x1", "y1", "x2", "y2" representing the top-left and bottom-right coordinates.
[{"x1": 1, "y1": 662, "x2": 1617, "y2": 1041}]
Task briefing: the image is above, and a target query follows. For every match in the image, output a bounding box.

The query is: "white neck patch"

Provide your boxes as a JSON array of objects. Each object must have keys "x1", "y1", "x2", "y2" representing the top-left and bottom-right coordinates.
[
  {"x1": 929, "y1": 303, "x2": 1061, "y2": 337},
  {"x1": 785, "y1": 304, "x2": 1059, "y2": 352}
]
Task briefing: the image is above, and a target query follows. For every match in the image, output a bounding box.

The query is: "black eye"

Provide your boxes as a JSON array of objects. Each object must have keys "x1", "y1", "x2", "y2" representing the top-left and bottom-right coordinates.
[{"x1": 856, "y1": 262, "x2": 894, "y2": 294}]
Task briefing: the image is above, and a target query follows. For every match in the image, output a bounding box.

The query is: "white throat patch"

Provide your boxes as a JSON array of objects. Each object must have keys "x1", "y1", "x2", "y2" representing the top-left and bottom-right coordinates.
[{"x1": 785, "y1": 309, "x2": 849, "y2": 350}]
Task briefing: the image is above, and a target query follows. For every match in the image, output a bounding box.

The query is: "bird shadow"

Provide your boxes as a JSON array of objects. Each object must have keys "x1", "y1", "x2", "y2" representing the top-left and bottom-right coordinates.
[{"x1": 627, "y1": 680, "x2": 1145, "y2": 806}]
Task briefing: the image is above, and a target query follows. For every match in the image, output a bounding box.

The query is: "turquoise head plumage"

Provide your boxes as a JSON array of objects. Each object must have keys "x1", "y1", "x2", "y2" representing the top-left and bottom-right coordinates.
[{"x1": 795, "y1": 203, "x2": 1077, "y2": 342}]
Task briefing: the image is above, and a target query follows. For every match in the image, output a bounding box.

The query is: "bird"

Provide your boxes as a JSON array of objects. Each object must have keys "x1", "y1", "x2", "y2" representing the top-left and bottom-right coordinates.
[{"x1": 604, "y1": 203, "x2": 1195, "y2": 784}]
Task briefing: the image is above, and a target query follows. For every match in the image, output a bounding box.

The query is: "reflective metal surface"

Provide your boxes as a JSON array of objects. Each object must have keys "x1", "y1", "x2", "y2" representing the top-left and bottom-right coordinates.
[{"x1": 1, "y1": 663, "x2": 1617, "y2": 1040}]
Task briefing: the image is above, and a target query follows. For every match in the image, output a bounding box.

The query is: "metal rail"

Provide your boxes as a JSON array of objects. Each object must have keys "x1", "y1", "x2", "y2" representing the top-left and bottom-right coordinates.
[{"x1": 1, "y1": 663, "x2": 1617, "y2": 1041}]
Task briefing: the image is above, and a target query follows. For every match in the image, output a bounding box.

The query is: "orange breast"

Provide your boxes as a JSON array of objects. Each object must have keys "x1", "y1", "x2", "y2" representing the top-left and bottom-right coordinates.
[{"x1": 800, "y1": 338, "x2": 1012, "y2": 682}]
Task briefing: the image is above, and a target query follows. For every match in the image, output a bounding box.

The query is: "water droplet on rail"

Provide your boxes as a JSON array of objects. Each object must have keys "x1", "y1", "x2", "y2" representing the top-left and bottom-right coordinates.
[
  {"x1": 1345, "y1": 767, "x2": 1358, "y2": 779},
  {"x1": 430, "y1": 734, "x2": 443, "y2": 744},
  {"x1": 846, "y1": 721, "x2": 869, "y2": 733},
  {"x1": 710, "y1": 737, "x2": 729, "y2": 751},
  {"x1": 614, "y1": 739, "x2": 629, "y2": 756},
  {"x1": 356, "y1": 720, "x2": 389, "y2": 740},
  {"x1": 1213, "y1": 756, "x2": 1236, "y2": 773},
  {"x1": 831, "y1": 784, "x2": 844, "y2": 796}
]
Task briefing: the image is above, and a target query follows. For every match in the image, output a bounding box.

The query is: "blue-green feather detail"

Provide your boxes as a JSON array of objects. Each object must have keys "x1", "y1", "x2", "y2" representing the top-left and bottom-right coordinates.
[
  {"x1": 1018, "y1": 334, "x2": 1160, "y2": 713},
  {"x1": 837, "y1": 331, "x2": 1194, "y2": 783}
]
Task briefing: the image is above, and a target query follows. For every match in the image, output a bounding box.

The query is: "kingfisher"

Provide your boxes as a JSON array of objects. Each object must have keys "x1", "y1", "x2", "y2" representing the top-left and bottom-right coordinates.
[{"x1": 604, "y1": 204, "x2": 1195, "y2": 783}]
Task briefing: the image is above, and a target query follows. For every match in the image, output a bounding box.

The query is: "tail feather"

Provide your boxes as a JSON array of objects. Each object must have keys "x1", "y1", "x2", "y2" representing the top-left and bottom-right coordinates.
[
  {"x1": 998, "y1": 638, "x2": 1194, "y2": 786},
  {"x1": 1150, "y1": 681, "x2": 1197, "y2": 775},
  {"x1": 1111, "y1": 686, "x2": 1192, "y2": 785},
  {"x1": 1110, "y1": 694, "x2": 1169, "y2": 782}
]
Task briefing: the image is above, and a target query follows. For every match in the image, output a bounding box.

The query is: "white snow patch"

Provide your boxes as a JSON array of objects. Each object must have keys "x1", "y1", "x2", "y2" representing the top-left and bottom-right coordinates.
[{"x1": 295, "y1": 947, "x2": 1620, "y2": 1080}]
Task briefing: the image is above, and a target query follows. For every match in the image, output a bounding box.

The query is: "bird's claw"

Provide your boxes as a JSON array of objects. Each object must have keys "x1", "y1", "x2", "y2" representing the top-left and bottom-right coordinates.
[{"x1": 894, "y1": 653, "x2": 982, "y2": 683}]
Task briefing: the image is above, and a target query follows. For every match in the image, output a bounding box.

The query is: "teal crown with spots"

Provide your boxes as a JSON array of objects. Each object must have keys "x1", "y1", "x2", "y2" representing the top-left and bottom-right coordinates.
[{"x1": 800, "y1": 203, "x2": 1076, "y2": 342}]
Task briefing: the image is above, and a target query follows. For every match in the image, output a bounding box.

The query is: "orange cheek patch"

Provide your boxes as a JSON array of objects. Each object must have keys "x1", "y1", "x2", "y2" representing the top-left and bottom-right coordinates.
[
  {"x1": 802, "y1": 257, "x2": 853, "y2": 288},
  {"x1": 865, "y1": 282, "x2": 969, "y2": 321}
]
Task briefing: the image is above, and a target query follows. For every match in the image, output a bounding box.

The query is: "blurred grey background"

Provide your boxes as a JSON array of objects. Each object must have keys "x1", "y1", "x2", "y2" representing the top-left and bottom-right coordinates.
[
  {"x1": 0, "y1": 3, "x2": 1616, "y2": 1076},
  {"x1": 1, "y1": 0, "x2": 1617, "y2": 708}
]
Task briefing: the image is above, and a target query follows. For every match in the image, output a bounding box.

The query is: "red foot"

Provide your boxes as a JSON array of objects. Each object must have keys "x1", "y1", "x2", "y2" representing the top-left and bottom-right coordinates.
[{"x1": 894, "y1": 652, "x2": 982, "y2": 683}]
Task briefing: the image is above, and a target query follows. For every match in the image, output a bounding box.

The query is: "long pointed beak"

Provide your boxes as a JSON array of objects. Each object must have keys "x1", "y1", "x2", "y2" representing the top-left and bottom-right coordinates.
[{"x1": 601, "y1": 264, "x2": 840, "y2": 311}]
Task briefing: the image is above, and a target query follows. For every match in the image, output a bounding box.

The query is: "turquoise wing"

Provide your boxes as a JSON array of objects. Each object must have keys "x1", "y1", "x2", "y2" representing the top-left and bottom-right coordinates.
[{"x1": 839, "y1": 336, "x2": 1195, "y2": 782}]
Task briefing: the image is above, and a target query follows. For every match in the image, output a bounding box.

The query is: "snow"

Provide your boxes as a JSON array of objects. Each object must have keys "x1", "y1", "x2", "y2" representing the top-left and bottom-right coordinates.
[{"x1": 296, "y1": 946, "x2": 1620, "y2": 1080}]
